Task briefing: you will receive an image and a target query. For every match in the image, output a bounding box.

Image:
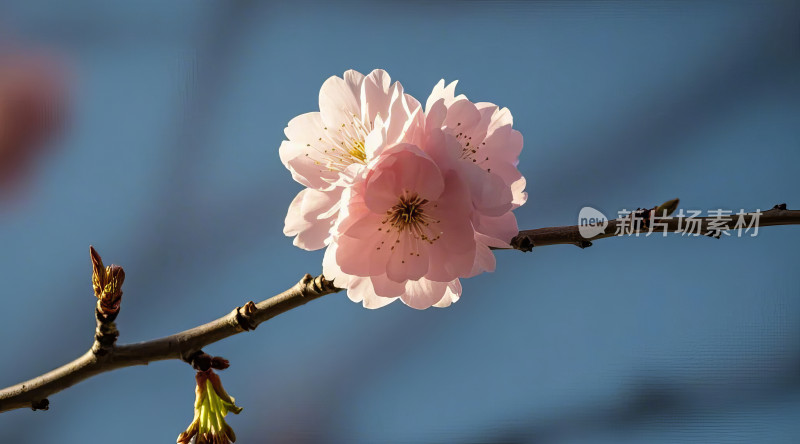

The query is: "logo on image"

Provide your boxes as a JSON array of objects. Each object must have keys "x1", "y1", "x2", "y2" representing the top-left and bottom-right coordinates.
[{"x1": 578, "y1": 207, "x2": 608, "y2": 239}]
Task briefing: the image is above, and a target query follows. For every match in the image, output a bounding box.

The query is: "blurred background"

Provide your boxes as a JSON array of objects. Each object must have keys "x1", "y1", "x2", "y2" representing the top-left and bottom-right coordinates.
[{"x1": 0, "y1": 1, "x2": 799, "y2": 443}]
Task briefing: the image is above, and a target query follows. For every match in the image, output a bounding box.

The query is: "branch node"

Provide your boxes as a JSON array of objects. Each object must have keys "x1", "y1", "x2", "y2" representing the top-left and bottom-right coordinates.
[
  {"x1": 30, "y1": 399, "x2": 49, "y2": 411},
  {"x1": 92, "y1": 320, "x2": 119, "y2": 356},
  {"x1": 235, "y1": 301, "x2": 258, "y2": 331},
  {"x1": 185, "y1": 351, "x2": 229, "y2": 372},
  {"x1": 510, "y1": 234, "x2": 533, "y2": 252},
  {"x1": 185, "y1": 350, "x2": 209, "y2": 371},
  {"x1": 577, "y1": 240, "x2": 592, "y2": 249},
  {"x1": 302, "y1": 274, "x2": 337, "y2": 296}
]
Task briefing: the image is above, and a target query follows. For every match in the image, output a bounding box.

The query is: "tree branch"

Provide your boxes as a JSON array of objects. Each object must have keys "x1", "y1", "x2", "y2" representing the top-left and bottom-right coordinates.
[
  {"x1": 509, "y1": 203, "x2": 800, "y2": 251},
  {"x1": 1, "y1": 202, "x2": 798, "y2": 413},
  {"x1": 0, "y1": 274, "x2": 339, "y2": 413}
]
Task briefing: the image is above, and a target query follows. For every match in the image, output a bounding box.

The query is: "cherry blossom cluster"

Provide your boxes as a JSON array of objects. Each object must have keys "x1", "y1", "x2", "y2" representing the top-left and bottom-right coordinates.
[{"x1": 280, "y1": 70, "x2": 526, "y2": 309}]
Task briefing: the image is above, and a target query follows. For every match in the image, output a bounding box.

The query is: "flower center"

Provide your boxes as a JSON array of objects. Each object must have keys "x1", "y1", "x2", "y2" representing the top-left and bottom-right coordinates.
[
  {"x1": 349, "y1": 139, "x2": 367, "y2": 163},
  {"x1": 380, "y1": 192, "x2": 441, "y2": 246},
  {"x1": 391, "y1": 196, "x2": 425, "y2": 227}
]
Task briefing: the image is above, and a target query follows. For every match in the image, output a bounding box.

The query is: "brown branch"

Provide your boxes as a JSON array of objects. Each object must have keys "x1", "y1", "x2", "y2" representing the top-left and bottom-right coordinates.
[
  {"x1": 510, "y1": 203, "x2": 800, "y2": 251},
  {"x1": 1, "y1": 201, "x2": 798, "y2": 413},
  {"x1": 0, "y1": 274, "x2": 339, "y2": 413}
]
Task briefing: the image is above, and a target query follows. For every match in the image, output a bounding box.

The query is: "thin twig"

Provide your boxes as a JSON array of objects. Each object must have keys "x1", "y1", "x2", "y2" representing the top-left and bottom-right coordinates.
[{"x1": 1, "y1": 203, "x2": 798, "y2": 413}]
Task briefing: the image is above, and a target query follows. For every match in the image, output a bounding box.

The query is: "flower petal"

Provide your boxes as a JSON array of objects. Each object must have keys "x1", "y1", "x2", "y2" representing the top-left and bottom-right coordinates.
[
  {"x1": 361, "y1": 69, "x2": 393, "y2": 124},
  {"x1": 474, "y1": 211, "x2": 519, "y2": 245},
  {"x1": 425, "y1": 79, "x2": 462, "y2": 111},
  {"x1": 370, "y1": 274, "x2": 406, "y2": 298},
  {"x1": 319, "y1": 74, "x2": 362, "y2": 129},
  {"x1": 363, "y1": 144, "x2": 445, "y2": 213},
  {"x1": 400, "y1": 278, "x2": 458, "y2": 310},
  {"x1": 280, "y1": 143, "x2": 337, "y2": 190},
  {"x1": 432, "y1": 280, "x2": 462, "y2": 308},
  {"x1": 353, "y1": 276, "x2": 399, "y2": 309},
  {"x1": 467, "y1": 238, "x2": 497, "y2": 277},
  {"x1": 385, "y1": 230, "x2": 430, "y2": 282},
  {"x1": 284, "y1": 188, "x2": 341, "y2": 250}
]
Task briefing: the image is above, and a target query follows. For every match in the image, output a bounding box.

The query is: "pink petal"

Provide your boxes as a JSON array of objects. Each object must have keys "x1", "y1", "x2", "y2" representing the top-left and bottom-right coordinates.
[
  {"x1": 384, "y1": 82, "x2": 423, "y2": 145},
  {"x1": 361, "y1": 69, "x2": 392, "y2": 124},
  {"x1": 385, "y1": 230, "x2": 430, "y2": 282},
  {"x1": 441, "y1": 99, "x2": 482, "y2": 131},
  {"x1": 322, "y1": 242, "x2": 348, "y2": 282},
  {"x1": 461, "y1": 163, "x2": 514, "y2": 217},
  {"x1": 319, "y1": 74, "x2": 362, "y2": 129},
  {"x1": 341, "y1": 210, "x2": 384, "y2": 240},
  {"x1": 511, "y1": 176, "x2": 527, "y2": 208},
  {"x1": 474, "y1": 211, "x2": 519, "y2": 245},
  {"x1": 425, "y1": 98, "x2": 447, "y2": 129},
  {"x1": 361, "y1": 164, "x2": 400, "y2": 212},
  {"x1": 283, "y1": 112, "x2": 327, "y2": 146},
  {"x1": 399, "y1": 94, "x2": 424, "y2": 145},
  {"x1": 342, "y1": 69, "x2": 366, "y2": 93},
  {"x1": 279, "y1": 141, "x2": 338, "y2": 190},
  {"x1": 283, "y1": 188, "x2": 341, "y2": 250},
  {"x1": 400, "y1": 278, "x2": 456, "y2": 310},
  {"x1": 467, "y1": 240, "x2": 497, "y2": 277},
  {"x1": 351, "y1": 276, "x2": 399, "y2": 309},
  {"x1": 484, "y1": 125, "x2": 523, "y2": 164},
  {"x1": 475, "y1": 231, "x2": 512, "y2": 249},
  {"x1": 424, "y1": 79, "x2": 461, "y2": 111},
  {"x1": 370, "y1": 274, "x2": 406, "y2": 298},
  {"x1": 426, "y1": 237, "x2": 476, "y2": 282},
  {"x1": 486, "y1": 105, "x2": 514, "y2": 133},
  {"x1": 364, "y1": 144, "x2": 445, "y2": 212},
  {"x1": 428, "y1": 171, "x2": 474, "y2": 234},
  {"x1": 364, "y1": 114, "x2": 387, "y2": 161},
  {"x1": 336, "y1": 229, "x2": 392, "y2": 277},
  {"x1": 475, "y1": 101, "x2": 499, "y2": 118},
  {"x1": 432, "y1": 280, "x2": 462, "y2": 308},
  {"x1": 420, "y1": 129, "x2": 461, "y2": 174}
]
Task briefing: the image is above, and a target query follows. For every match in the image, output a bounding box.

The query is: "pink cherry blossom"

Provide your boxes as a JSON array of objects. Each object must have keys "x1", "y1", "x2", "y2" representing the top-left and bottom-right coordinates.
[
  {"x1": 322, "y1": 142, "x2": 476, "y2": 309},
  {"x1": 425, "y1": 79, "x2": 527, "y2": 209},
  {"x1": 282, "y1": 70, "x2": 527, "y2": 309},
  {"x1": 417, "y1": 80, "x2": 527, "y2": 281},
  {"x1": 281, "y1": 69, "x2": 422, "y2": 250}
]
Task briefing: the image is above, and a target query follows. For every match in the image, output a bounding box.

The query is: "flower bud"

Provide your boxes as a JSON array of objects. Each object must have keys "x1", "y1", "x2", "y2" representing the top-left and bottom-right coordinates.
[
  {"x1": 655, "y1": 198, "x2": 680, "y2": 218},
  {"x1": 178, "y1": 370, "x2": 242, "y2": 444},
  {"x1": 90, "y1": 246, "x2": 125, "y2": 320}
]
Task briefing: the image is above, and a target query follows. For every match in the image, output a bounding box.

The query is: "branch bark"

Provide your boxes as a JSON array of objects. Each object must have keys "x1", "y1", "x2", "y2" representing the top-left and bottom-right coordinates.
[{"x1": 1, "y1": 203, "x2": 798, "y2": 413}]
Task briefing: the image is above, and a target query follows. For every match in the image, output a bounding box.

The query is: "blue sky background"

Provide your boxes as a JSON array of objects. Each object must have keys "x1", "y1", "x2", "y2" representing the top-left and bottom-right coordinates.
[{"x1": 0, "y1": 1, "x2": 799, "y2": 443}]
